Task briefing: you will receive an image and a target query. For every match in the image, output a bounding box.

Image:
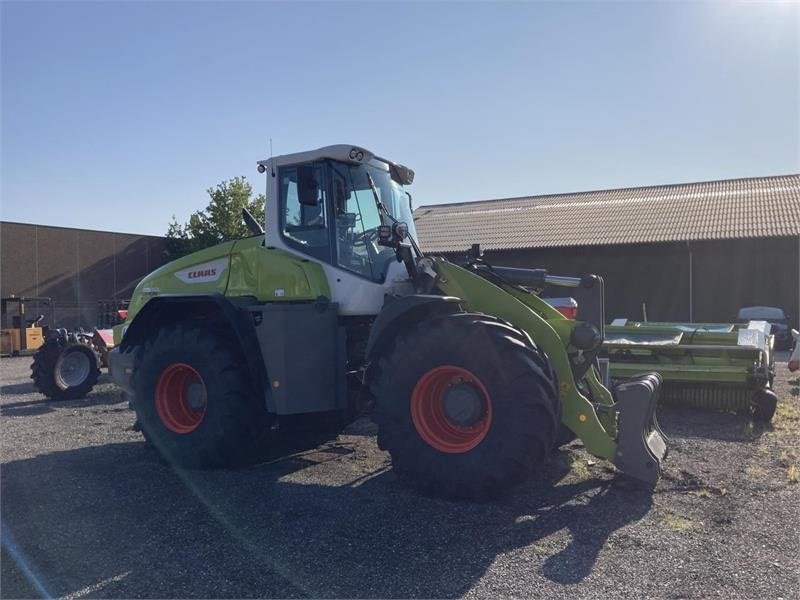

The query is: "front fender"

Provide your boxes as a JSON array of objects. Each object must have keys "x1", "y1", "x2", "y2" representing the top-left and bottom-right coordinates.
[{"x1": 365, "y1": 295, "x2": 463, "y2": 362}]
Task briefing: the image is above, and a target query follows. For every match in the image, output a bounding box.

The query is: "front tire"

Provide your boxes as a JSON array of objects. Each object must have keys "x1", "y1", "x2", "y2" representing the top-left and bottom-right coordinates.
[
  {"x1": 371, "y1": 313, "x2": 560, "y2": 499},
  {"x1": 132, "y1": 321, "x2": 270, "y2": 468}
]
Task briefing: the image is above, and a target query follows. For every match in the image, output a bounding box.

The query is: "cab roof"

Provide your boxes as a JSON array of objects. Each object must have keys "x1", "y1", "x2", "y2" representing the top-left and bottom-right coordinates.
[{"x1": 257, "y1": 144, "x2": 414, "y2": 185}]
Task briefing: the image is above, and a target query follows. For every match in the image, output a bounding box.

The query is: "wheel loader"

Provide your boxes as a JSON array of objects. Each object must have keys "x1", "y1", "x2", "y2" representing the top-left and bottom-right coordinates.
[{"x1": 108, "y1": 144, "x2": 667, "y2": 498}]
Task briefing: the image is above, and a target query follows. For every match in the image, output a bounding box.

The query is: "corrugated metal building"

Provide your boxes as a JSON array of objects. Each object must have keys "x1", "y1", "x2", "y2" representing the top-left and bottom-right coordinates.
[
  {"x1": 414, "y1": 174, "x2": 800, "y2": 326},
  {"x1": 0, "y1": 222, "x2": 169, "y2": 329}
]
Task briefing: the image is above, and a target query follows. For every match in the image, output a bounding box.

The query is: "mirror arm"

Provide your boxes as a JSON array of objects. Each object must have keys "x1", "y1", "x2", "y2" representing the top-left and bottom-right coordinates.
[{"x1": 242, "y1": 207, "x2": 264, "y2": 235}]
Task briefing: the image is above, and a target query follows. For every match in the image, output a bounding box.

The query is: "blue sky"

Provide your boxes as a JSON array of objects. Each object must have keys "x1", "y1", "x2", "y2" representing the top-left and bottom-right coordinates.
[{"x1": 2, "y1": 1, "x2": 798, "y2": 236}]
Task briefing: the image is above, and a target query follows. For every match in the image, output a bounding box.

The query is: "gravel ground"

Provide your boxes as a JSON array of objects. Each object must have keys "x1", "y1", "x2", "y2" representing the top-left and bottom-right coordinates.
[{"x1": 1, "y1": 355, "x2": 799, "y2": 599}]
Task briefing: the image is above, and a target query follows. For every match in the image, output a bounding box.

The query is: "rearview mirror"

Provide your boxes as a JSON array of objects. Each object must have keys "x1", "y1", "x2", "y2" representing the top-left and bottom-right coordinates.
[{"x1": 297, "y1": 165, "x2": 319, "y2": 206}]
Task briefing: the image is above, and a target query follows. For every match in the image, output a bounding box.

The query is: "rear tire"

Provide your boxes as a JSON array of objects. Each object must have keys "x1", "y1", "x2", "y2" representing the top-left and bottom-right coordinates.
[
  {"x1": 131, "y1": 321, "x2": 270, "y2": 468},
  {"x1": 31, "y1": 338, "x2": 101, "y2": 401},
  {"x1": 371, "y1": 313, "x2": 560, "y2": 499}
]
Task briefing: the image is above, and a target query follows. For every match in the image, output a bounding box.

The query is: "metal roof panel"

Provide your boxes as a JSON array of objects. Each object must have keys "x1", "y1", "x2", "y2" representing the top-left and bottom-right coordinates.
[{"x1": 414, "y1": 175, "x2": 800, "y2": 253}]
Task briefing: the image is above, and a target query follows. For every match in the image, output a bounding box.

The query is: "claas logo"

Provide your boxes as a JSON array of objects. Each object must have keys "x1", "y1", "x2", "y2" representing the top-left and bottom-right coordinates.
[
  {"x1": 188, "y1": 268, "x2": 217, "y2": 279},
  {"x1": 174, "y1": 258, "x2": 228, "y2": 284}
]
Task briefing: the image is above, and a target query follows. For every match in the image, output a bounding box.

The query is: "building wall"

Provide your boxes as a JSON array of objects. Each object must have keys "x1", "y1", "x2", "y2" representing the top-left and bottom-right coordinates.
[
  {"x1": 0, "y1": 222, "x2": 169, "y2": 329},
  {"x1": 691, "y1": 237, "x2": 799, "y2": 325},
  {"x1": 474, "y1": 236, "x2": 799, "y2": 327},
  {"x1": 3, "y1": 220, "x2": 797, "y2": 331}
]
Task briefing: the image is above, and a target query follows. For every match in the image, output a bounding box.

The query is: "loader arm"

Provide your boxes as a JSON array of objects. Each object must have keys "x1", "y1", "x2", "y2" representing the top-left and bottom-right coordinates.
[
  {"x1": 431, "y1": 256, "x2": 668, "y2": 486},
  {"x1": 432, "y1": 258, "x2": 618, "y2": 460}
]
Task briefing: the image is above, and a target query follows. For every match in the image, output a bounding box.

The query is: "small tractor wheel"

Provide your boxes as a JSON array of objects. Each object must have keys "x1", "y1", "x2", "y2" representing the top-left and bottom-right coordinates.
[
  {"x1": 131, "y1": 321, "x2": 269, "y2": 469},
  {"x1": 371, "y1": 313, "x2": 560, "y2": 498},
  {"x1": 31, "y1": 338, "x2": 101, "y2": 401},
  {"x1": 751, "y1": 388, "x2": 778, "y2": 422}
]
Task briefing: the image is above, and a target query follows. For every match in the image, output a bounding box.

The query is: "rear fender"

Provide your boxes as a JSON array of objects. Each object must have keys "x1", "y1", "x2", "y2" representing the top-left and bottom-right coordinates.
[{"x1": 121, "y1": 294, "x2": 268, "y2": 403}]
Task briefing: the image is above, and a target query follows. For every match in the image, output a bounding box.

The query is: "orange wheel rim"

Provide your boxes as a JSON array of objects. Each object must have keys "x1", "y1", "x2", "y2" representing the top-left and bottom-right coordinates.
[
  {"x1": 410, "y1": 365, "x2": 492, "y2": 453},
  {"x1": 155, "y1": 363, "x2": 207, "y2": 434}
]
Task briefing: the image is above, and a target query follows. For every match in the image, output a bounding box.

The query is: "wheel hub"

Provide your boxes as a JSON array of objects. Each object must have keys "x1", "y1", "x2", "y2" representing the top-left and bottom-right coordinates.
[
  {"x1": 186, "y1": 381, "x2": 207, "y2": 410},
  {"x1": 56, "y1": 350, "x2": 92, "y2": 389},
  {"x1": 442, "y1": 382, "x2": 484, "y2": 427}
]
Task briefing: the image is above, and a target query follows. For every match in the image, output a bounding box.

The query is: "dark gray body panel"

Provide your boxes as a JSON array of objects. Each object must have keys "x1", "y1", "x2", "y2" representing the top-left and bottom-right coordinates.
[{"x1": 249, "y1": 302, "x2": 347, "y2": 415}]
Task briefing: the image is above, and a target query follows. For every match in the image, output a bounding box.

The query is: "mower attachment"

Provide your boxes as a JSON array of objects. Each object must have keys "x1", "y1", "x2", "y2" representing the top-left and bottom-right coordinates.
[{"x1": 611, "y1": 372, "x2": 668, "y2": 486}]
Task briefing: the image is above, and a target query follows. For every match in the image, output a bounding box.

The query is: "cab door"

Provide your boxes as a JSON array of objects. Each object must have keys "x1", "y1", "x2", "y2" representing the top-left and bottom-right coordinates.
[{"x1": 274, "y1": 161, "x2": 406, "y2": 316}]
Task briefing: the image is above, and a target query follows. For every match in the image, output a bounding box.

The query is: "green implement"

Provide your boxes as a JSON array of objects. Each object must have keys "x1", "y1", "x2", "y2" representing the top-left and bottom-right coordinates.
[{"x1": 604, "y1": 319, "x2": 777, "y2": 421}]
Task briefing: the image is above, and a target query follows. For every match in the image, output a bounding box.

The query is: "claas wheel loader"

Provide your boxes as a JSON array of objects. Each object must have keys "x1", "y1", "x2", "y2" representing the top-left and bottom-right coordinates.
[{"x1": 108, "y1": 145, "x2": 667, "y2": 498}]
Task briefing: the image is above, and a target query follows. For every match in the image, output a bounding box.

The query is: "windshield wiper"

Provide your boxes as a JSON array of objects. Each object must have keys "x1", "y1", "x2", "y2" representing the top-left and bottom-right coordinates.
[
  {"x1": 365, "y1": 171, "x2": 388, "y2": 215},
  {"x1": 365, "y1": 172, "x2": 423, "y2": 257}
]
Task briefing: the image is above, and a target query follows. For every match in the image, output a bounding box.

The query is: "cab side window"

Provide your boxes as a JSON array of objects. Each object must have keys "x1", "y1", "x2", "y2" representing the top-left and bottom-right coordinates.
[{"x1": 280, "y1": 163, "x2": 330, "y2": 261}]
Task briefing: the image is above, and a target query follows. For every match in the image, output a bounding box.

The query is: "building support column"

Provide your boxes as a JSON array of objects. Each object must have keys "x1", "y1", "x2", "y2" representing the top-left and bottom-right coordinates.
[{"x1": 687, "y1": 241, "x2": 693, "y2": 322}]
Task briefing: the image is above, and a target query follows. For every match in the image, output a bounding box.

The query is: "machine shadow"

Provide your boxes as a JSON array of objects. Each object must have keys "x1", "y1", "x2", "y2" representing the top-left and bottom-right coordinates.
[
  {"x1": 0, "y1": 381, "x2": 39, "y2": 395},
  {"x1": 657, "y1": 405, "x2": 770, "y2": 442},
  {"x1": 0, "y1": 382, "x2": 126, "y2": 417},
  {"x1": 1, "y1": 439, "x2": 653, "y2": 599}
]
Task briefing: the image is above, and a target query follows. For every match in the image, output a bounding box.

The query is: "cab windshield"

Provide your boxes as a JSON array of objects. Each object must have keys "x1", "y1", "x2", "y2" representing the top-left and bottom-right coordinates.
[
  {"x1": 329, "y1": 160, "x2": 417, "y2": 283},
  {"x1": 332, "y1": 161, "x2": 416, "y2": 235}
]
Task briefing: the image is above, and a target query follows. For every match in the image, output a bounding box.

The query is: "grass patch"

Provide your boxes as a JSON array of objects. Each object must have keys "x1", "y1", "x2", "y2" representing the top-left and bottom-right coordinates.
[
  {"x1": 693, "y1": 486, "x2": 727, "y2": 498},
  {"x1": 788, "y1": 465, "x2": 799, "y2": 484},
  {"x1": 773, "y1": 401, "x2": 800, "y2": 433},
  {"x1": 662, "y1": 513, "x2": 694, "y2": 533},
  {"x1": 569, "y1": 456, "x2": 591, "y2": 480},
  {"x1": 778, "y1": 450, "x2": 797, "y2": 467}
]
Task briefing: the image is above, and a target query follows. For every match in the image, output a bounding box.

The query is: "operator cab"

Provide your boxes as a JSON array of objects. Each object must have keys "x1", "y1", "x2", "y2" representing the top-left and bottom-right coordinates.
[{"x1": 258, "y1": 145, "x2": 419, "y2": 315}]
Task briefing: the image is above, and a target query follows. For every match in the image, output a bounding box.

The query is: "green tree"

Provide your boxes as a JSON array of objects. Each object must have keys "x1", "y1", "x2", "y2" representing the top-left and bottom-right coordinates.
[{"x1": 166, "y1": 176, "x2": 265, "y2": 259}]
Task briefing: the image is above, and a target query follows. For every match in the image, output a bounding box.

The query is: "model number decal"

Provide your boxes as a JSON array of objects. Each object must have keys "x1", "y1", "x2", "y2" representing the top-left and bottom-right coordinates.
[{"x1": 174, "y1": 258, "x2": 229, "y2": 284}]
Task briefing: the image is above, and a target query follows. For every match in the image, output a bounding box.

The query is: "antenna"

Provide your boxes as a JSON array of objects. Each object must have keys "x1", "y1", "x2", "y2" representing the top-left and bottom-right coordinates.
[{"x1": 269, "y1": 138, "x2": 275, "y2": 177}]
